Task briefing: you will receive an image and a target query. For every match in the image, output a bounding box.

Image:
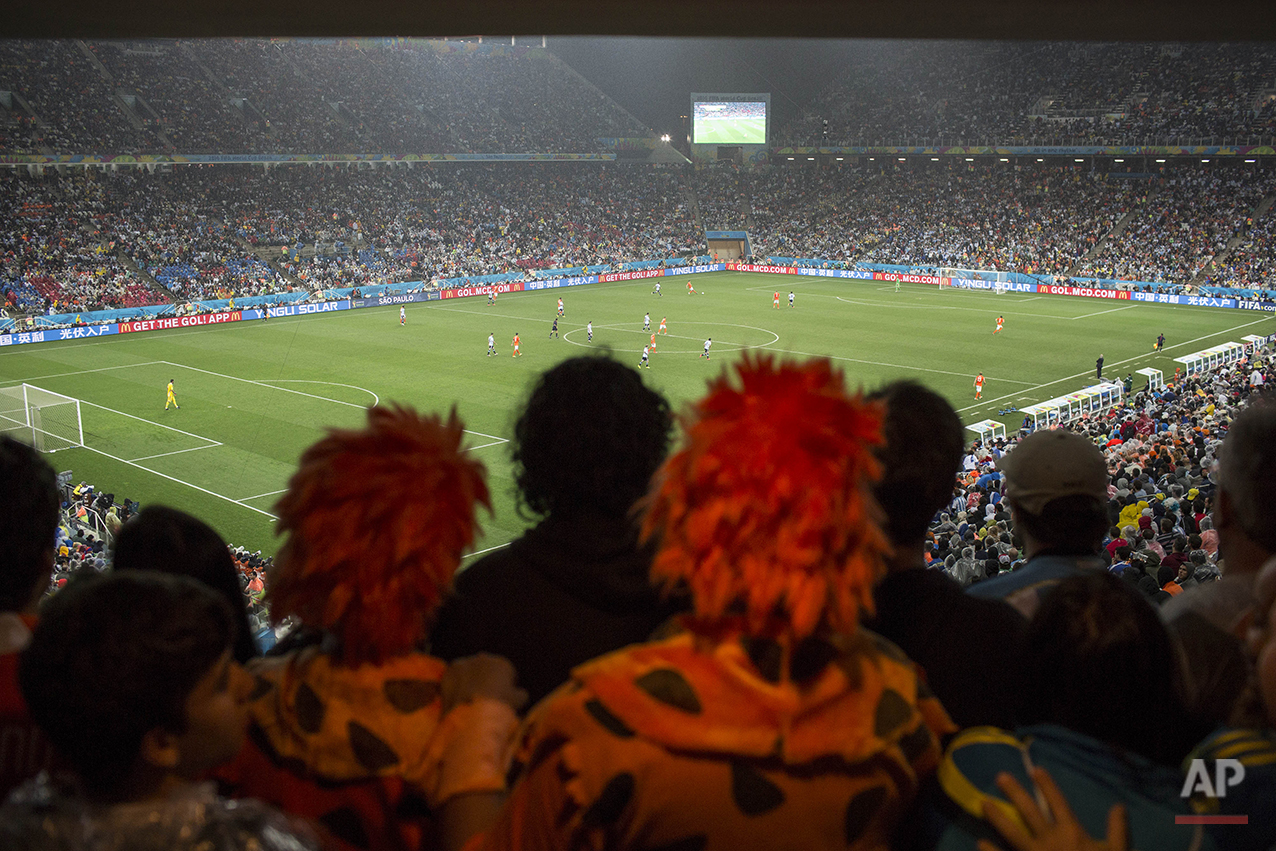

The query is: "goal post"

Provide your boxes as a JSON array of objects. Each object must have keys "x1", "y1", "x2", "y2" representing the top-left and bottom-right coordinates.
[{"x1": 0, "y1": 384, "x2": 85, "y2": 452}]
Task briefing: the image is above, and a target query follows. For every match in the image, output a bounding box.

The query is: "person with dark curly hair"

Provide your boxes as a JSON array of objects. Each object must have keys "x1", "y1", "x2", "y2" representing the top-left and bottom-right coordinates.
[{"x1": 430, "y1": 354, "x2": 683, "y2": 706}]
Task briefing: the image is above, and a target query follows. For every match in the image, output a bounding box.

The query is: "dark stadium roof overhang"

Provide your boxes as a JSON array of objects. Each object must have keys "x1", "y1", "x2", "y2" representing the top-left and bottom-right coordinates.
[{"x1": 9, "y1": 0, "x2": 1276, "y2": 40}]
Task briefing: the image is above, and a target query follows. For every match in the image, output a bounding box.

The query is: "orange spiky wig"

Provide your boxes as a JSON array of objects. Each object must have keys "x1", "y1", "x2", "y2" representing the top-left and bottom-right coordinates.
[
  {"x1": 640, "y1": 354, "x2": 888, "y2": 641},
  {"x1": 268, "y1": 405, "x2": 490, "y2": 667}
]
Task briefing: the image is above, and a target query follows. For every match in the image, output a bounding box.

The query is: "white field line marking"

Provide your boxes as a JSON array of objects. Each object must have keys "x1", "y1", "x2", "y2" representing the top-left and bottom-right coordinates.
[
  {"x1": 162, "y1": 361, "x2": 504, "y2": 444},
  {"x1": 241, "y1": 488, "x2": 288, "y2": 502},
  {"x1": 1072, "y1": 305, "x2": 1137, "y2": 320},
  {"x1": 262, "y1": 379, "x2": 380, "y2": 406},
  {"x1": 81, "y1": 400, "x2": 222, "y2": 444},
  {"x1": 164, "y1": 361, "x2": 371, "y2": 410},
  {"x1": 833, "y1": 295, "x2": 1079, "y2": 321},
  {"x1": 955, "y1": 315, "x2": 1274, "y2": 414},
  {"x1": 466, "y1": 439, "x2": 508, "y2": 451},
  {"x1": 462, "y1": 542, "x2": 512, "y2": 560},
  {"x1": 760, "y1": 345, "x2": 1039, "y2": 386},
  {"x1": 129, "y1": 444, "x2": 222, "y2": 463},
  {"x1": 4, "y1": 361, "x2": 165, "y2": 384},
  {"x1": 81, "y1": 445, "x2": 277, "y2": 519}
]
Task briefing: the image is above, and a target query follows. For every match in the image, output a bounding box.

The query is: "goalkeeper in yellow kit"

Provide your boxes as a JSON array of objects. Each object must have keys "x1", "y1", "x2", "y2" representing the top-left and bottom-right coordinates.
[{"x1": 165, "y1": 378, "x2": 179, "y2": 410}]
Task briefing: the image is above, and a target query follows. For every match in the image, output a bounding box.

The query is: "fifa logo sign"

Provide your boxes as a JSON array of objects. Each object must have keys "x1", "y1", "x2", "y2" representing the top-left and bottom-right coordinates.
[{"x1": 1181, "y1": 759, "x2": 1245, "y2": 798}]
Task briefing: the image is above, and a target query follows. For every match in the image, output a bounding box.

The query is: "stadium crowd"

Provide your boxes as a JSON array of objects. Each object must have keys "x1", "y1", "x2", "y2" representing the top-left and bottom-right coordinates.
[
  {"x1": 0, "y1": 39, "x2": 648, "y2": 157},
  {"x1": 4, "y1": 160, "x2": 1275, "y2": 317},
  {"x1": 3, "y1": 341, "x2": 1275, "y2": 851},
  {"x1": 779, "y1": 41, "x2": 1276, "y2": 147}
]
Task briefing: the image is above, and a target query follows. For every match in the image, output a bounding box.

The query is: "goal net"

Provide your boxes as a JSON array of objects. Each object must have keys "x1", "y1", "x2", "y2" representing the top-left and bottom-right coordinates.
[{"x1": 0, "y1": 384, "x2": 85, "y2": 453}]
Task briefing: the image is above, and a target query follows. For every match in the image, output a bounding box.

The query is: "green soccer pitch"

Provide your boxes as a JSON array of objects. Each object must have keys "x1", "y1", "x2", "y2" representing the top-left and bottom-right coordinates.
[
  {"x1": 1, "y1": 271, "x2": 1264, "y2": 558},
  {"x1": 694, "y1": 116, "x2": 767, "y2": 145}
]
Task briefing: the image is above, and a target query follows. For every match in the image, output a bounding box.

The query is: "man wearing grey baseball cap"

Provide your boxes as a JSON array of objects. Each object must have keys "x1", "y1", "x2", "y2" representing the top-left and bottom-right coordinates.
[{"x1": 968, "y1": 428, "x2": 1110, "y2": 618}]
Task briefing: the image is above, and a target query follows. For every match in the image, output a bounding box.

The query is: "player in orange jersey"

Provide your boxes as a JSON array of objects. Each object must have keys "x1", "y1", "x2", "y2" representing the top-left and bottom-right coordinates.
[
  {"x1": 512, "y1": 332, "x2": 521, "y2": 357},
  {"x1": 974, "y1": 372, "x2": 985, "y2": 400},
  {"x1": 994, "y1": 315, "x2": 1004, "y2": 334}
]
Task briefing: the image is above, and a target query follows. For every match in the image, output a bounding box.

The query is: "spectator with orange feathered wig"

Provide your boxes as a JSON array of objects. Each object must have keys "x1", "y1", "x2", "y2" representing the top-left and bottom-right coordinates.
[
  {"x1": 215, "y1": 405, "x2": 526, "y2": 851},
  {"x1": 449, "y1": 354, "x2": 955, "y2": 851}
]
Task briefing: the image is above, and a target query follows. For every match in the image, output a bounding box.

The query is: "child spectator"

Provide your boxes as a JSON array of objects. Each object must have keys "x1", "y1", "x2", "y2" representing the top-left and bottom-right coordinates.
[{"x1": 1, "y1": 571, "x2": 319, "y2": 851}]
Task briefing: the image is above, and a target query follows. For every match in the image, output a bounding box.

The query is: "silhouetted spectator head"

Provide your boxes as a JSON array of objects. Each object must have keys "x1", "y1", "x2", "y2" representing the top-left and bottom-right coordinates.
[
  {"x1": 640, "y1": 354, "x2": 887, "y2": 640},
  {"x1": 1019, "y1": 571, "x2": 1193, "y2": 764},
  {"x1": 19, "y1": 571, "x2": 242, "y2": 799},
  {"x1": 513, "y1": 355, "x2": 672, "y2": 520},
  {"x1": 0, "y1": 436, "x2": 59, "y2": 613},
  {"x1": 998, "y1": 429, "x2": 1109, "y2": 555},
  {"x1": 112, "y1": 505, "x2": 258, "y2": 663},
  {"x1": 1215, "y1": 397, "x2": 1276, "y2": 572},
  {"x1": 867, "y1": 380, "x2": 965, "y2": 547},
  {"x1": 268, "y1": 405, "x2": 489, "y2": 667}
]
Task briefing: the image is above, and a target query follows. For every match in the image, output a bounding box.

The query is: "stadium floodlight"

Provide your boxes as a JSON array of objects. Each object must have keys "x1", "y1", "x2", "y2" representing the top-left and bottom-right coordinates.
[
  {"x1": 1156, "y1": 158, "x2": 1167, "y2": 163},
  {"x1": 1114, "y1": 158, "x2": 1125, "y2": 163},
  {"x1": 660, "y1": 134, "x2": 670, "y2": 142},
  {"x1": 807, "y1": 157, "x2": 815, "y2": 161},
  {"x1": 999, "y1": 158, "x2": 1009, "y2": 162},
  {"x1": 1201, "y1": 158, "x2": 1210, "y2": 162},
  {"x1": 898, "y1": 158, "x2": 906, "y2": 162},
  {"x1": 931, "y1": 157, "x2": 939, "y2": 162},
  {"x1": 1075, "y1": 158, "x2": 1085, "y2": 162},
  {"x1": 1246, "y1": 159, "x2": 1257, "y2": 163},
  {"x1": 1037, "y1": 158, "x2": 1044, "y2": 162},
  {"x1": 965, "y1": 157, "x2": 974, "y2": 162},
  {"x1": 835, "y1": 157, "x2": 843, "y2": 161},
  {"x1": 787, "y1": 157, "x2": 794, "y2": 160},
  {"x1": 0, "y1": 384, "x2": 85, "y2": 453}
]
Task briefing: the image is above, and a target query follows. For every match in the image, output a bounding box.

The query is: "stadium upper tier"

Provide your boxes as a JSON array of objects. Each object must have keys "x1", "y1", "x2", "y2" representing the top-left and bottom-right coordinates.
[
  {"x1": 1, "y1": 40, "x2": 1275, "y2": 156},
  {"x1": 777, "y1": 41, "x2": 1276, "y2": 148},
  {"x1": 0, "y1": 39, "x2": 650, "y2": 155},
  {"x1": 3, "y1": 161, "x2": 1274, "y2": 318}
]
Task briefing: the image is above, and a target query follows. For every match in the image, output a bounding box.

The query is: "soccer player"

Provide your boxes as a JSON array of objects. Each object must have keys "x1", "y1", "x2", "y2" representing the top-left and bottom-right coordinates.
[
  {"x1": 487, "y1": 333, "x2": 496, "y2": 356},
  {"x1": 400, "y1": 306, "x2": 406, "y2": 326},
  {"x1": 658, "y1": 316, "x2": 668, "y2": 334},
  {"x1": 487, "y1": 290, "x2": 495, "y2": 306},
  {"x1": 639, "y1": 345, "x2": 650, "y2": 369},
  {"x1": 644, "y1": 313, "x2": 651, "y2": 331},
  {"x1": 974, "y1": 373, "x2": 984, "y2": 400},
  {"x1": 1156, "y1": 333, "x2": 1165, "y2": 351},
  {"x1": 1096, "y1": 354, "x2": 1104, "y2": 380},
  {"x1": 550, "y1": 317, "x2": 559, "y2": 338},
  {"x1": 513, "y1": 332, "x2": 521, "y2": 358},
  {"x1": 557, "y1": 297, "x2": 564, "y2": 317},
  {"x1": 653, "y1": 282, "x2": 662, "y2": 297},
  {"x1": 165, "y1": 378, "x2": 179, "y2": 410},
  {"x1": 994, "y1": 315, "x2": 1004, "y2": 334},
  {"x1": 687, "y1": 281, "x2": 696, "y2": 295},
  {"x1": 587, "y1": 321, "x2": 593, "y2": 342},
  {"x1": 895, "y1": 279, "x2": 901, "y2": 294},
  {"x1": 789, "y1": 291, "x2": 795, "y2": 307},
  {"x1": 650, "y1": 332, "x2": 657, "y2": 352},
  {"x1": 773, "y1": 291, "x2": 780, "y2": 308},
  {"x1": 701, "y1": 337, "x2": 712, "y2": 359}
]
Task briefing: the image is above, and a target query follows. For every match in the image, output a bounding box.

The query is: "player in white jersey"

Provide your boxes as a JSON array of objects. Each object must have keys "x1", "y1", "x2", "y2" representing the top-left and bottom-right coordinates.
[
  {"x1": 653, "y1": 282, "x2": 662, "y2": 297},
  {"x1": 400, "y1": 306, "x2": 406, "y2": 325},
  {"x1": 701, "y1": 338, "x2": 712, "y2": 359},
  {"x1": 487, "y1": 333, "x2": 496, "y2": 356},
  {"x1": 639, "y1": 345, "x2": 650, "y2": 369},
  {"x1": 789, "y1": 291, "x2": 795, "y2": 307},
  {"x1": 644, "y1": 313, "x2": 651, "y2": 331},
  {"x1": 587, "y1": 321, "x2": 593, "y2": 342}
]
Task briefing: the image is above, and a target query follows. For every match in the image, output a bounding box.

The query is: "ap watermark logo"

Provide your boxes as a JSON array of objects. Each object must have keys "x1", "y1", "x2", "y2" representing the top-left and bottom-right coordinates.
[{"x1": 1177, "y1": 758, "x2": 1249, "y2": 826}]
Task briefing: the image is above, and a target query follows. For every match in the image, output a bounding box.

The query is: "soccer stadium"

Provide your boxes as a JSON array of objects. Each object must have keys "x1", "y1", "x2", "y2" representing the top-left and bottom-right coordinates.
[{"x1": 2, "y1": 35, "x2": 1276, "y2": 849}]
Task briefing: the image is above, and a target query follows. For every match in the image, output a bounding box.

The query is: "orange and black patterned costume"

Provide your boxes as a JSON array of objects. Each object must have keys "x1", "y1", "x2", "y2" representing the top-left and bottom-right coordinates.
[{"x1": 464, "y1": 355, "x2": 955, "y2": 851}]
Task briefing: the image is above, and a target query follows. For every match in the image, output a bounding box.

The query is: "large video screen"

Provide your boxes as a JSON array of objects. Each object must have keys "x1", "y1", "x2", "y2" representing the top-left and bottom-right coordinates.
[{"x1": 691, "y1": 94, "x2": 770, "y2": 145}]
